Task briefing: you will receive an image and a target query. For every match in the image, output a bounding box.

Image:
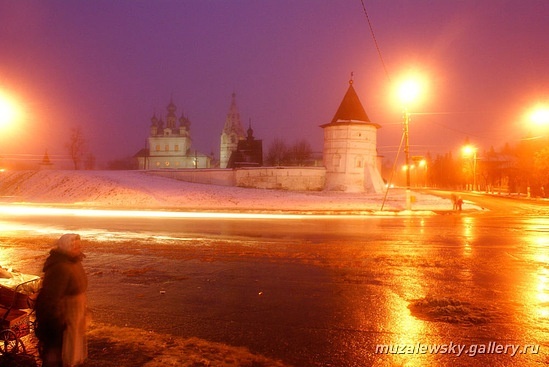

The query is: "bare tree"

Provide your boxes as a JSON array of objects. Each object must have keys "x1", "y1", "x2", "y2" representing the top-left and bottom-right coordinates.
[
  {"x1": 266, "y1": 138, "x2": 289, "y2": 166},
  {"x1": 66, "y1": 126, "x2": 87, "y2": 170},
  {"x1": 266, "y1": 138, "x2": 313, "y2": 166},
  {"x1": 290, "y1": 139, "x2": 313, "y2": 166},
  {"x1": 84, "y1": 152, "x2": 96, "y2": 170}
]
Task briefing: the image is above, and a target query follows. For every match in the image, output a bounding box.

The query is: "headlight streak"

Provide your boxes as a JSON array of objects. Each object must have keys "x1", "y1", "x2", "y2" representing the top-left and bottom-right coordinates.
[
  {"x1": 0, "y1": 204, "x2": 424, "y2": 220},
  {"x1": 0, "y1": 205, "x2": 314, "y2": 220},
  {"x1": 0, "y1": 204, "x2": 435, "y2": 246}
]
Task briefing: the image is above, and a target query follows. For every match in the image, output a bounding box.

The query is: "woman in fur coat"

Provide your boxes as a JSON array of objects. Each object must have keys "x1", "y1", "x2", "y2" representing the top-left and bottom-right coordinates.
[{"x1": 35, "y1": 233, "x2": 88, "y2": 367}]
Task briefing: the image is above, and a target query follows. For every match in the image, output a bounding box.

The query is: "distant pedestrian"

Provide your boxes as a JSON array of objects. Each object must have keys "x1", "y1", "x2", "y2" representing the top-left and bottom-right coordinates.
[
  {"x1": 457, "y1": 197, "x2": 463, "y2": 211},
  {"x1": 35, "y1": 233, "x2": 88, "y2": 367}
]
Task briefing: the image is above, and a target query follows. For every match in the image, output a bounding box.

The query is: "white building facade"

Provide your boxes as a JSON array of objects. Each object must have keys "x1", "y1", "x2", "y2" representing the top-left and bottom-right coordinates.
[{"x1": 137, "y1": 100, "x2": 211, "y2": 170}]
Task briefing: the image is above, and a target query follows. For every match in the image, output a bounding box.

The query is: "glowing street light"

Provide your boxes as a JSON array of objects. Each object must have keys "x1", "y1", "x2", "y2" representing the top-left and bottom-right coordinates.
[
  {"x1": 0, "y1": 90, "x2": 21, "y2": 128},
  {"x1": 530, "y1": 105, "x2": 549, "y2": 127},
  {"x1": 462, "y1": 145, "x2": 477, "y2": 191},
  {"x1": 523, "y1": 103, "x2": 548, "y2": 197},
  {"x1": 398, "y1": 80, "x2": 421, "y2": 105}
]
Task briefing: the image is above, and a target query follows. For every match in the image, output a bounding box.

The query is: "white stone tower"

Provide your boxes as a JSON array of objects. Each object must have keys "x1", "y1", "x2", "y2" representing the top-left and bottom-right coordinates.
[
  {"x1": 320, "y1": 79, "x2": 385, "y2": 193},
  {"x1": 220, "y1": 93, "x2": 245, "y2": 168}
]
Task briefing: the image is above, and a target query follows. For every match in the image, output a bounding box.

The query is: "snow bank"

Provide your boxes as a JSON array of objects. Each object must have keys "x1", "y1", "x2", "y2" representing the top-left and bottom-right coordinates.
[{"x1": 0, "y1": 170, "x2": 470, "y2": 213}]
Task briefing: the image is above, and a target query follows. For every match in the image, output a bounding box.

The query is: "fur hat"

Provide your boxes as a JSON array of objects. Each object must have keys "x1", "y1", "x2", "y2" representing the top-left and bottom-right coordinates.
[{"x1": 56, "y1": 233, "x2": 81, "y2": 254}]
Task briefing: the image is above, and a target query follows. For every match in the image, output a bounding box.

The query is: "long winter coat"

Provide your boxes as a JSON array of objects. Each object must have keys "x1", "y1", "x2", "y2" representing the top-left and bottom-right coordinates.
[{"x1": 35, "y1": 249, "x2": 88, "y2": 366}]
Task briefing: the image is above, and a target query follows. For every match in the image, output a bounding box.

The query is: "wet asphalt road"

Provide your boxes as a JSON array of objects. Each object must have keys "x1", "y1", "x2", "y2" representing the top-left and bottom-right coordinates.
[{"x1": 2, "y1": 193, "x2": 549, "y2": 366}]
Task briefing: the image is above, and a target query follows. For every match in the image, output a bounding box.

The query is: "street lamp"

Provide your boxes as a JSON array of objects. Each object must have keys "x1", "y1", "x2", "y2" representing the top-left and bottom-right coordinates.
[
  {"x1": 398, "y1": 79, "x2": 422, "y2": 210},
  {"x1": 0, "y1": 90, "x2": 22, "y2": 170},
  {"x1": 530, "y1": 105, "x2": 549, "y2": 127},
  {"x1": 0, "y1": 91, "x2": 21, "y2": 128},
  {"x1": 462, "y1": 145, "x2": 477, "y2": 191},
  {"x1": 523, "y1": 104, "x2": 548, "y2": 197}
]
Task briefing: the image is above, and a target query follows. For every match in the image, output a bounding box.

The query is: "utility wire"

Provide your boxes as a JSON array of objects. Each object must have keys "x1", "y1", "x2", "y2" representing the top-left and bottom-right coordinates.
[
  {"x1": 359, "y1": 0, "x2": 404, "y2": 210},
  {"x1": 359, "y1": 0, "x2": 391, "y2": 82}
]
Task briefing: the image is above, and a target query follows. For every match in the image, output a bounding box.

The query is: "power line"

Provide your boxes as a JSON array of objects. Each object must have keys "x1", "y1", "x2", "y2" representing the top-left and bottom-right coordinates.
[{"x1": 359, "y1": 0, "x2": 391, "y2": 81}]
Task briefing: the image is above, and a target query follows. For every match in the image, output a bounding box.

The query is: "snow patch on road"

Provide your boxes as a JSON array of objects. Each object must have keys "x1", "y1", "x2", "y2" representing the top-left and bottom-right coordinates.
[{"x1": 409, "y1": 296, "x2": 493, "y2": 325}]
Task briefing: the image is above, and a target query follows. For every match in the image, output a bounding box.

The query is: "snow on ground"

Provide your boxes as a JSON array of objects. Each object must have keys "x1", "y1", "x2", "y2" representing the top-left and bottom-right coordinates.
[
  {"x1": 0, "y1": 170, "x2": 481, "y2": 366},
  {"x1": 0, "y1": 170, "x2": 475, "y2": 213}
]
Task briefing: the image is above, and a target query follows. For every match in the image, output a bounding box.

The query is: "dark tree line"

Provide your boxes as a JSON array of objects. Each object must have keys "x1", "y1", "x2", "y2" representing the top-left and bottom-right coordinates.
[{"x1": 265, "y1": 138, "x2": 315, "y2": 166}]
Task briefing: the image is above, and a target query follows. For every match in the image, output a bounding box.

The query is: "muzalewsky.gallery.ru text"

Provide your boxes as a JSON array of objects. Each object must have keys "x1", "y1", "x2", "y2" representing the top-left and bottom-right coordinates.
[{"x1": 375, "y1": 342, "x2": 540, "y2": 357}]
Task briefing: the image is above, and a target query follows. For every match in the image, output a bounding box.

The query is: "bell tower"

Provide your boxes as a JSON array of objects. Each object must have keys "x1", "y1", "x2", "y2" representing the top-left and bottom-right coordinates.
[{"x1": 220, "y1": 93, "x2": 245, "y2": 168}]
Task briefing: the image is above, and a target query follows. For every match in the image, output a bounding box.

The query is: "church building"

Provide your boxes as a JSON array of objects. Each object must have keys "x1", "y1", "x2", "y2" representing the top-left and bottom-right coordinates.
[
  {"x1": 321, "y1": 79, "x2": 385, "y2": 193},
  {"x1": 135, "y1": 100, "x2": 211, "y2": 170},
  {"x1": 226, "y1": 123, "x2": 263, "y2": 168},
  {"x1": 220, "y1": 93, "x2": 246, "y2": 168}
]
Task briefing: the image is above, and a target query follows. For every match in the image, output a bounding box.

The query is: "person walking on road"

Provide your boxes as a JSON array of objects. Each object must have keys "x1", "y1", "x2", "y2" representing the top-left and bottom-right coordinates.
[
  {"x1": 35, "y1": 233, "x2": 88, "y2": 367},
  {"x1": 456, "y1": 196, "x2": 464, "y2": 211}
]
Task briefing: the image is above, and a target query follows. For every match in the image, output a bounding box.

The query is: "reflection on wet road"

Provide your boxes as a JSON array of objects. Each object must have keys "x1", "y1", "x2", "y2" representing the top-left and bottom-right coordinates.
[{"x1": 1, "y1": 196, "x2": 549, "y2": 366}]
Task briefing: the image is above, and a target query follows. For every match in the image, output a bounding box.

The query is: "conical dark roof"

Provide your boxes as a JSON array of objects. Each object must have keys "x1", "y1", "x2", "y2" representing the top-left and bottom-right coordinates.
[
  {"x1": 320, "y1": 80, "x2": 381, "y2": 130},
  {"x1": 331, "y1": 80, "x2": 370, "y2": 123}
]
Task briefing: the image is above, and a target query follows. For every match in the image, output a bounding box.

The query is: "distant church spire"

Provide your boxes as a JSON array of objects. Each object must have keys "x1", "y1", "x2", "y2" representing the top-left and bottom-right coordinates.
[
  {"x1": 42, "y1": 150, "x2": 51, "y2": 164},
  {"x1": 166, "y1": 98, "x2": 177, "y2": 129},
  {"x1": 220, "y1": 92, "x2": 246, "y2": 168},
  {"x1": 39, "y1": 149, "x2": 53, "y2": 169},
  {"x1": 222, "y1": 93, "x2": 245, "y2": 136},
  {"x1": 247, "y1": 118, "x2": 254, "y2": 141}
]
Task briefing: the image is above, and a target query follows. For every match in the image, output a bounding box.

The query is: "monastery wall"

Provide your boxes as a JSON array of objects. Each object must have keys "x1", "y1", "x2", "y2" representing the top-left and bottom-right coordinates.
[
  {"x1": 149, "y1": 169, "x2": 236, "y2": 187},
  {"x1": 148, "y1": 167, "x2": 326, "y2": 191},
  {"x1": 235, "y1": 167, "x2": 325, "y2": 191}
]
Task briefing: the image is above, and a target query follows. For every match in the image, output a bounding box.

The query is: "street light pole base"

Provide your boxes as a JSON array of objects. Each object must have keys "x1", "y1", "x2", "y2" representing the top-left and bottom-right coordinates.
[{"x1": 406, "y1": 189, "x2": 412, "y2": 211}]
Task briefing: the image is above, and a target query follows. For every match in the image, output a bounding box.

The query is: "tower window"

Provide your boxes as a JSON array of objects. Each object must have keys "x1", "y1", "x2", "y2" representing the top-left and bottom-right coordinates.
[
  {"x1": 356, "y1": 156, "x2": 364, "y2": 168},
  {"x1": 155, "y1": 145, "x2": 160, "y2": 152},
  {"x1": 165, "y1": 145, "x2": 169, "y2": 151},
  {"x1": 174, "y1": 144, "x2": 179, "y2": 152}
]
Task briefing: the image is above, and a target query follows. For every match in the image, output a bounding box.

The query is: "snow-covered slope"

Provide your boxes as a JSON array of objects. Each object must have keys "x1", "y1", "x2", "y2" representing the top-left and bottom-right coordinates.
[{"x1": 0, "y1": 170, "x2": 460, "y2": 213}]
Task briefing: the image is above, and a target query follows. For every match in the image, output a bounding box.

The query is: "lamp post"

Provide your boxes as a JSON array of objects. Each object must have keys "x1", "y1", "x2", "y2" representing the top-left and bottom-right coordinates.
[
  {"x1": 525, "y1": 104, "x2": 549, "y2": 197},
  {"x1": 403, "y1": 108, "x2": 412, "y2": 209},
  {"x1": 472, "y1": 150, "x2": 477, "y2": 191},
  {"x1": 462, "y1": 145, "x2": 477, "y2": 191},
  {"x1": 398, "y1": 79, "x2": 421, "y2": 210}
]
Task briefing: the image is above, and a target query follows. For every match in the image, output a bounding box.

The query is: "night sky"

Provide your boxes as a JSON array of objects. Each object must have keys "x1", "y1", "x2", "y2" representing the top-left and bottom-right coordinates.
[{"x1": 1, "y1": 0, "x2": 547, "y2": 167}]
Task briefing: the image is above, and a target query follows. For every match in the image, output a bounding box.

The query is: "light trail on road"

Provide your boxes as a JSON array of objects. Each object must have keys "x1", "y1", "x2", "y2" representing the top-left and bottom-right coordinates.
[{"x1": 0, "y1": 204, "x2": 435, "y2": 220}]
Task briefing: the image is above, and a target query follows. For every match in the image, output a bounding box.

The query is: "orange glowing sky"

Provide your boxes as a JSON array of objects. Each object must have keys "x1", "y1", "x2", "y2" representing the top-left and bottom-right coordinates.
[{"x1": 0, "y1": 1, "x2": 547, "y2": 168}]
